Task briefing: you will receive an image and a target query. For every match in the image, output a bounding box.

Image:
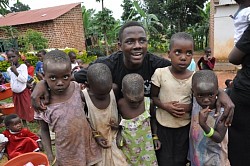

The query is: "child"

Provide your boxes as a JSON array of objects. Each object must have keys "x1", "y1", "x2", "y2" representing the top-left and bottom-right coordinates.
[
  {"x1": 224, "y1": 79, "x2": 233, "y2": 95},
  {"x1": 6, "y1": 49, "x2": 34, "y2": 125},
  {"x1": 118, "y1": 73, "x2": 160, "y2": 165},
  {"x1": 35, "y1": 50, "x2": 46, "y2": 81},
  {"x1": 82, "y1": 63, "x2": 128, "y2": 166},
  {"x1": 24, "y1": 59, "x2": 35, "y2": 77},
  {"x1": 233, "y1": 0, "x2": 250, "y2": 44},
  {"x1": 2, "y1": 114, "x2": 41, "y2": 159},
  {"x1": 68, "y1": 51, "x2": 78, "y2": 70},
  {"x1": 151, "y1": 32, "x2": 194, "y2": 166},
  {"x1": 189, "y1": 70, "x2": 230, "y2": 166},
  {"x1": 197, "y1": 47, "x2": 216, "y2": 70},
  {"x1": 35, "y1": 50, "x2": 101, "y2": 166}
]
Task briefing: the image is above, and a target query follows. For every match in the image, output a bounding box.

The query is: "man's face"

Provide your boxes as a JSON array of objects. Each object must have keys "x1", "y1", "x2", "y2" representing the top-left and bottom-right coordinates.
[{"x1": 119, "y1": 26, "x2": 148, "y2": 69}]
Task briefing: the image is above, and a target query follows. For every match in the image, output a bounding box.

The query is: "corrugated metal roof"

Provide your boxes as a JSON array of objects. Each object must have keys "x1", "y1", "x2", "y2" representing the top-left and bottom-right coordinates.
[
  {"x1": 0, "y1": 2, "x2": 81, "y2": 26},
  {"x1": 215, "y1": 0, "x2": 237, "y2": 6}
]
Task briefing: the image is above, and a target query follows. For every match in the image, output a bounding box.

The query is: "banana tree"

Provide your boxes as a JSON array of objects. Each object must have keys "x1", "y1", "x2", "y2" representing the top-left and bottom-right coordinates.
[{"x1": 132, "y1": 0, "x2": 163, "y2": 40}]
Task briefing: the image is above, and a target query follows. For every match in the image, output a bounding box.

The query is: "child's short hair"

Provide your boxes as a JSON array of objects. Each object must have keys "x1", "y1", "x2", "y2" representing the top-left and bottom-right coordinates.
[
  {"x1": 122, "y1": 73, "x2": 144, "y2": 96},
  {"x1": 37, "y1": 50, "x2": 47, "y2": 56},
  {"x1": 68, "y1": 51, "x2": 76, "y2": 57},
  {"x1": 204, "y1": 47, "x2": 211, "y2": 53},
  {"x1": 87, "y1": 63, "x2": 112, "y2": 87},
  {"x1": 225, "y1": 79, "x2": 233, "y2": 87},
  {"x1": 6, "y1": 49, "x2": 20, "y2": 57},
  {"x1": 192, "y1": 70, "x2": 218, "y2": 89},
  {"x1": 4, "y1": 114, "x2": 18, "y2": 127},
  {"x1": 169, "y1": 32, "x2": 194, "y2": 50},
  {"x1": 43, "y1": 50, "x2": 71, "y2": 72}
]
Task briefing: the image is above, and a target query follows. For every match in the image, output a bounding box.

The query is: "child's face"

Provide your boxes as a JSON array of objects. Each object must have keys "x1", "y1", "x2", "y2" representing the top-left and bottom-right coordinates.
[
  {"x1": 24, "y1": 60, "x2": 30, "y2": 67},
  {"x1": 193, "y1": 82, "x2": 218, "y2": 109},
  {"x1": 123, "y1": 88, "x2": 144, "y2": 108},
  {"x1": 7, "y1": 51, "x2": 19, "y2": 65},
  {"x1": 7, "y1": 117, "x2": 22, "y2": 132},
  {"x1": 37, "y1": 53, "x2": 44, "y2": 62},
  {"x1": 205, "y1": 49, "x2": 211, "y2": 57},
  {"x1": 44, "y1": 62, "x2": 71, "y2": 95},
  {"x1": 89, "y1": 83, "x2": 112, "y2": 100},
  {"x1": 70, "y1": 54, "x2": 76, "y2": 63},
  {"x1": 168, "y1": 39, "x2": 193, "y2": 71}
]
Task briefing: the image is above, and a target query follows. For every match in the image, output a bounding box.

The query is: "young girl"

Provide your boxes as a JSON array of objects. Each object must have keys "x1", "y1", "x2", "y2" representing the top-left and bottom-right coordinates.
[
  {"x1": 82, "y1": 63, "x2": 127, "y2": 166},
  {"x1": 3, "y1": 114, "x2": 41, "y2": 159},
  {"x1": 151, "y1": 32, "x2": 194, "y2": 166},
  {"x1": 6, "y1": 49, "x2": 34, "y2": 125},
  {"x1": 35, "y1": 50, "x2": 101, "y2": 166},
  {"x1": 189, "y1": 70, "x2": 229, "y2": 166},
  {"x1": 118, "y1": 73, "x2": 160, "y2": 165}
]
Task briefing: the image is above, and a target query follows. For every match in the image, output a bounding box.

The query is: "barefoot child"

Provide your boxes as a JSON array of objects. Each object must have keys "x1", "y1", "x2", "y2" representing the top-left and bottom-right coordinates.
[
  {"x1": 189, "y1": 70, "x2": 230, "y2": 166},
  {"x1": 3, "y1": 114, "x2": 42, "y2": 159},
  {"x1": 118, "y1": 73, "x2": 160, "y2": 165},
  {"x1": 82, "y1": 63, "x2": 127, "y2": 166},
  {"x1": 151, "y1": 32, "x2": 194, "y2": 166},
  {"x1": 6, "y1": 49, "x2": 34, "y2": 125},
  {"x1": 35, "y1": 50, "x2": 101, "y2": 166}
]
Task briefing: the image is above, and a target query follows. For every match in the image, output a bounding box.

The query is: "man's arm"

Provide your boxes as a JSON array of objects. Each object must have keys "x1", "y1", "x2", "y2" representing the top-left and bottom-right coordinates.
[
  {"x1": 216, "y1": 89, "x2": 234, "y2": 126},
  {"x1": 228, "y1": 46, "x2": 246, "y2": 65}
]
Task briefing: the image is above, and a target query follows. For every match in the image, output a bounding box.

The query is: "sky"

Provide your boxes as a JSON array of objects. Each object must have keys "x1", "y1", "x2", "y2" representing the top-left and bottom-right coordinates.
[{"x1": 9, "y1": 0, "x2": 124, "y2": 20}]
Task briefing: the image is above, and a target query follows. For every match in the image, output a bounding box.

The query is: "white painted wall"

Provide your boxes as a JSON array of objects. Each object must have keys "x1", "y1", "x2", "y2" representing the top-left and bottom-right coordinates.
[{"x1": 214, "y1": 4, "x2": 238, "y2": 59}]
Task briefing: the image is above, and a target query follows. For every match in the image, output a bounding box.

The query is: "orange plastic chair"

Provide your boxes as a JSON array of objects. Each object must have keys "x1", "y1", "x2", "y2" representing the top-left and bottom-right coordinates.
[
  {"x1": 0, "y1": 83, "x2": 15, "y2": 115},
  {"x1": 4, "y1": 152, "x2": 49, "y2": 166}
]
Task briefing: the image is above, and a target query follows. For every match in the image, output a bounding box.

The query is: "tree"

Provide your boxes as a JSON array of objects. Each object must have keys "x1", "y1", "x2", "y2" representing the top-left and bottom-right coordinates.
[
  {"x1": 92, "y1": 8, "x2": 116, "y2": 55},
  {"x1": 144, "y1": 0, "x2": 207, "y2": 35},
  {"x1": 121, "y1": 0, "x2": 139, "y2": 21},
  {"x1": 0, "y1": 0, "x2": 10, "y2": 15},
  {"x1": 9, "y1": 1, "x2": 30, "y2": 12},
  {"x1": 18, "y1": 29, "x2": 48, "y2": 52}
]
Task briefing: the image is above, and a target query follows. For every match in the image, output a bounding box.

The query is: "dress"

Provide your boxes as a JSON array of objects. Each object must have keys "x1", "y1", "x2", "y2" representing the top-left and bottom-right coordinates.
[
  {"x1": 189, "y1": 98, "x2": 230, "y2": 166},
  {"x1": 120, "y1": 98, "x2": 158, "y2": 166},
  {"x1": 35, "y1": 82, "x2": 102, "y2": 166},
  {"x1": 83, "y1": 89, "x2": 128, "y2": 166},
  {"x1": 74, "y1": 51, "x2": 171, "y2": 99},
  {"x1": 151, "y1": 67, "x2": 193, "y2": 166},
  {"x1": 7, "y1": 64, "x2": 34, "y2": 122},
  {"x1": 3, "y1": 128, "x2": 40, "y2": 159},
  {"x1": 229, "y1": 24, "x2": 250, "y2": 165}
]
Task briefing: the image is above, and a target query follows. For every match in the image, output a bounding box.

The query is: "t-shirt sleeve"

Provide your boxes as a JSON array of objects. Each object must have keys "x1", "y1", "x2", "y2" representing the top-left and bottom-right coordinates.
[
  {"x1": 34, "y1": 111, "x2": 51, "y2": 124},
  {"x1": 152, "y1": 55, "x2": 171, "y2": 69},
  {"x1": 236, "y1": 24, "x2": 250, "y2": 54},
  {"x1": 74, "y1": 68, "x2": 87, "y2": 83},
  {"x1": 151, "y1": 68, "x2": 161, "y2": 87}
]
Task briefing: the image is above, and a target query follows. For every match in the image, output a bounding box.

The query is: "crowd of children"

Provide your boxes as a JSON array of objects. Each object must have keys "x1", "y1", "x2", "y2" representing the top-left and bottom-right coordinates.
[{"x1": 0, "y1": 19, "x2": 239, "y2": 166}]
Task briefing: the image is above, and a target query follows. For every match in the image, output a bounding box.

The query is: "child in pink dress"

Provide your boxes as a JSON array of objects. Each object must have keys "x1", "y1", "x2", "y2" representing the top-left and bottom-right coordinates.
[{"x1": 35, "y1": 50, "x2": 101, "y2": 166}]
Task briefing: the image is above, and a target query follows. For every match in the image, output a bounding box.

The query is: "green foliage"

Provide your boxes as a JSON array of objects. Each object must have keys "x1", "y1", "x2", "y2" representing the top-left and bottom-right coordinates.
[
  {"x1": 121, "y1": 0, "x2": 140, "y2": 21},
  {"x1": 9, "y1": 1, "x2": 30, "y2": 12},
  {"x1": 0, "y1": 0, "x2": 9, "y2": 15},
  {"x1": 0, "y1": 60, "x2": 10, "y2": 72},
  {"x1": 18, "y1": 29, "x2": 48, "y2": 52},
  {"x1": 63, "y1": 48, "x2": 97, "y2": 64}
]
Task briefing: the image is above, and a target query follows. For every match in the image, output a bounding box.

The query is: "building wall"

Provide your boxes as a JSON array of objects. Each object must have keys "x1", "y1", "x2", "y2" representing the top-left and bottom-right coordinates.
[
  {"x1": 213, "y1": 3, "x2": 237, "y2": 59},
  {"x1": 0, "y1": 4, "x2": 85, "y2": 51},
  {"x1": 53, "y1": 4, "x2": 85, "y2": 50}
]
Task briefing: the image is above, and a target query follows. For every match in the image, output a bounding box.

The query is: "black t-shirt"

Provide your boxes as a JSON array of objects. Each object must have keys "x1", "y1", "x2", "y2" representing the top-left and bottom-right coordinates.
[
  {"x1": 74, "y1": 51, "x2": 171, "y2": 99},
  {"x1": 234, "y1": 25, "x2": 250, "y2": 91}
]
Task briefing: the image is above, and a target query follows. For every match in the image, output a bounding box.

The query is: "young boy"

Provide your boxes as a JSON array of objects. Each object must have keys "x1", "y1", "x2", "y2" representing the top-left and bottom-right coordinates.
[
  {"x1": 82, "y1": 63, "x2": 128, "y2": 166},
  {"x1": 2, "y1": 114, "x2": 42, "y2": 159},
  {"x1": 233, "y1": 0, "x2": 250, "y2": 44},
  {"x1": 189, "y1": 70, "x2": 230, "y2": 166},
  {"x1": 151, "y1": 32, "x2": 194, "y2": 166},
  {"x1": 35, "y1": 50, "x2": 46, "y2": 81},
  {"x1": 68, "y1": 51, "x2": 78, "y2": 70}
]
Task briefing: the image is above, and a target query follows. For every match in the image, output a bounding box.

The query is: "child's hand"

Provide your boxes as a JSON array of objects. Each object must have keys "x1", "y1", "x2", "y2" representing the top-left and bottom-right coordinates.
[
  {"x1": 116, "y1": 132, "x2": 125, "y2": 149},
  {"x1": 199, "y1": 106, "x2": 211, "y2": 125},
  {"x1": 37, "y1": 141, "x2": 43, "y2": 151},
  {"x1": 163, "y1": 101, "x2": 185, "y2": 118},
  {"x1": 109, "y1": 119, "x2": 119, "y2": 130},
  {"x1": 10, "y1": 63, "x2": 17, "y2": 72},
  {"x1": 95, "y1": 135, "x2": 110, "y2": 149},
  {"x1": 153, "y1": 139, "x2": 161, "y2": 150}
]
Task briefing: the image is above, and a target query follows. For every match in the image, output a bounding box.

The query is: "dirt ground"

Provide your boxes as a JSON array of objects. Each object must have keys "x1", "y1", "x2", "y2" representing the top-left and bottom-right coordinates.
[{"x1": 215, "y1": 71, "x2": 236, "y2": 89}]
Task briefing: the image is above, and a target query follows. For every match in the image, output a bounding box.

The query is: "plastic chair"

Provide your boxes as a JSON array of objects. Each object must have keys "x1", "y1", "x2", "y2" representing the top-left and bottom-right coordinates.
[
  {"x1": 0, "y1": 83, "x2": 15, "y2": 115},
  {"x1": 4, "y1": 152, "x2": 49, "y2": 166}
]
